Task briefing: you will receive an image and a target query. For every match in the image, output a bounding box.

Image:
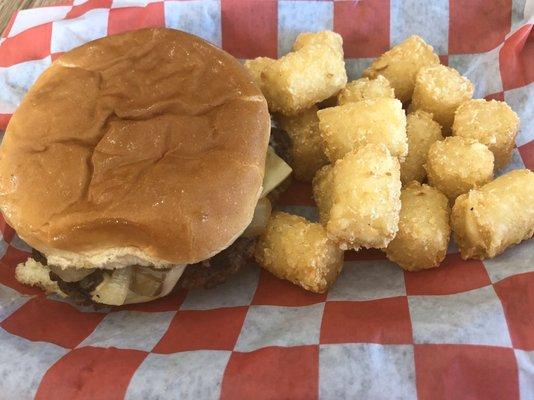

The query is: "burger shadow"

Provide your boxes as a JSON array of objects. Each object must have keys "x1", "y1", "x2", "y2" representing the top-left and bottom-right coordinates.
[
  {"x1": 179, "y1": 263, "x2": 261, "y2": 310},
  {"x1": 46, "y1": 293, "x2": 112, "y2": 313}
]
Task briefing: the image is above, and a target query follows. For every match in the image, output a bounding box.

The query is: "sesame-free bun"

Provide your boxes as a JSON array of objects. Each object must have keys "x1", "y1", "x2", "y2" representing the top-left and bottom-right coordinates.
[{"x1": 0, "y1": 28, "x2": 270, "y2": 267}]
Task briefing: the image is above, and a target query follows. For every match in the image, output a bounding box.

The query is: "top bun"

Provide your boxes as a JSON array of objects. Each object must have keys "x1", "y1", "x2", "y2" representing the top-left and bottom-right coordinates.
[{"x1": 0, "y1": 28, "x2": 270, "y2": 266}]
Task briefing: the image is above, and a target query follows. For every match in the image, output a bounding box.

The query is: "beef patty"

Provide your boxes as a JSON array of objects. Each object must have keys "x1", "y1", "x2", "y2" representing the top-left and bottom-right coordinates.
[
  {"x1": 178, "y1": 237, "x2": 256, "y2": 289},
  {"x1": 34, "y1": 237, "x2": 256, "y2": 305}
]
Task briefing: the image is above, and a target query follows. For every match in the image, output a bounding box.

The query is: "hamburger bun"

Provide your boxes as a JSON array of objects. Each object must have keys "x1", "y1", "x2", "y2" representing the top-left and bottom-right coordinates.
[{"x1": 0, "y1": 28, "x2": 270, "y2": 268}]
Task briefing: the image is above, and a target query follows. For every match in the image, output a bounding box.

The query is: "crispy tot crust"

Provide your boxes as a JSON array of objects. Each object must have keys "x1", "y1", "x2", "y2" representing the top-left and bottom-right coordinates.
[
  {"x1": 450, "y1": 169, "x2": 534, "y2": 260},
  {"x1": 292, "y1": 31, "x2": 344, "y2": 56},
  {"x1": 312, "y1": 165, "x2": 334, "y2": 226},
  {"x1": 261, "y1": 31, "x2": 347, "y2": 115},
  {"x1": 318, "y1": 98, "x2": 407, "y2": 163},
  {"x1": 254, "y1": 212, "x2": 344, "y2": 293},
  {"x1": 400, "y1": 110, "x2": 443, "y2": 185},
  {"x1": 452, "y1": 99, "x2": 519, "y2": 170},
  {"x1": 337, "y1": 75, "x2": 395, "y2": 105},
  {"x1": 278, "y1": 106, "x2": 329, "y2": 182},
  {"x1": 363, "y1": 35, "x2": 440, "y2": 103},
  {"x1": 425, "y1": 136, "x2": 494, "y2": 200},
  {"x1": 386, "y1": 182, "x2": 451, "y2": 271},
  {"x1": 244, "y1": 57, "x2": 276, "y2": 91},
  {"x1": 327, "y1": 144, "x2": 401, "y2": 250},
  {"x1": 410, "y1": 64, "x2": 474, "y2": 133}
]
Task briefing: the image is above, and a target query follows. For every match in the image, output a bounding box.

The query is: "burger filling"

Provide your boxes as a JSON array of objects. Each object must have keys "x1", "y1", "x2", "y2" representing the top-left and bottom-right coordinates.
[{"x1": 28, "y1": 236, "x2": 256, "y2": 306}]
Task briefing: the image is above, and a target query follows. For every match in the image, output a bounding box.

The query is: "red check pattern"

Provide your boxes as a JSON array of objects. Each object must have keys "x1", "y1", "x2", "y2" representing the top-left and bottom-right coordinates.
[
  {"x1": 36, "y1": 347, "x2": 148, "y2": 399},
  {"x1": 414, "y1": 344, "x2": 520, "y2": 400},
  {"x1": 0, "y1": 1, "x2": 532, "y2": 399}
]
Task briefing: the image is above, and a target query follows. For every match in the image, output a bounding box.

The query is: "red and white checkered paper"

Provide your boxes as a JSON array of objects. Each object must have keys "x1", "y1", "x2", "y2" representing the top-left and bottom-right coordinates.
[{"x1": 0, "y1": 0, "x2": 533, "y2": 399}]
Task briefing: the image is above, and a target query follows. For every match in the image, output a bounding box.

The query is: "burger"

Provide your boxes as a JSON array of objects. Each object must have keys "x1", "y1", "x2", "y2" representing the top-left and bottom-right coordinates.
[{"x1": 0, "y1": 28, "x2": 291, "y2": 305}]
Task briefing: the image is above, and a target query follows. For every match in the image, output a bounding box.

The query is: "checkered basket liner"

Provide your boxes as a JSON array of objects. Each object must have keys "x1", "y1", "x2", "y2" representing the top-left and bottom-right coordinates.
[{"x1": 0, "y1": 0, "x2": 533, "y2": 399}]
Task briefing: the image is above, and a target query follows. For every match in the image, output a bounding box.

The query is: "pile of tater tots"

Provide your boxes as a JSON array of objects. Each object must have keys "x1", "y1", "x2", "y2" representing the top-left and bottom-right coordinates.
[{"x1": 246, "y1": 31, "x2": 533, "y2": 294}]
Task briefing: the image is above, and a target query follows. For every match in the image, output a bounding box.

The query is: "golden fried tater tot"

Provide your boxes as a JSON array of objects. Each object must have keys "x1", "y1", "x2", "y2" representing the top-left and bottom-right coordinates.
[
  {"x1": 262, "y1": 31, "x2": 347, "y2": 115},
  {"x1": 400, "y1": 110, "x2": 443, "y2": 185},
  {"x1": 363, "y1": 35, "x2": 440, "y2": 103},
  {"x1": 425, "y1": 136, "x2": 494, "y2": 200},
  {"x1": 451, "y1": 169, "x2": 534, "y2": 260},
  {"x1": 410, "y1": 64, "x2": 474, "y2": 133},
  {"x1": 337, "y1": 75, "x2": 394, "y2": 105},
  {"x1": 244, "y1": 57, "x2": 276, "y2": 89},
  {"x1": 254, "y1": 212, "x2": 344, "y2": 293},
  {"x1": 452, "y1": 99, "x2": 520, "y2": 170},
  {"x1": 327, "y1": 144, "x2": 401, "y2": 250},
  {"x1": 312, "y1": 165, "x2": 333, "y2": 226},
  {"x1": 386, "y1": 182, "x2": 451, "y2": 271},
  {"x1": 278, "y1": 106, "x2": 328, "y2": 182},
  {"x1": 292, "y1": 31, "x2": 343, "y2": 56},
  {"x1": 318, "y1": 98, "x2": 407, "y2": 162}
]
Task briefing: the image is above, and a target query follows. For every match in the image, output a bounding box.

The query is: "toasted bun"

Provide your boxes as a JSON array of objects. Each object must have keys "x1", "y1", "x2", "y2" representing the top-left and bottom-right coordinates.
[{"x1": 0, "y1": 28, "x2": 270, "y2": 265}]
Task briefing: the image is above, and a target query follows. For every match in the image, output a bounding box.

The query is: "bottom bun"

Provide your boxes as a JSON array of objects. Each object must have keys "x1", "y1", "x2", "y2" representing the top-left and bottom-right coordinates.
[
  {"x1": 15, "y1": 259, "x2": 66, "y2": 298},
  {"x1": 15, "y1": 259, "x2": 186, "y2": 306}
]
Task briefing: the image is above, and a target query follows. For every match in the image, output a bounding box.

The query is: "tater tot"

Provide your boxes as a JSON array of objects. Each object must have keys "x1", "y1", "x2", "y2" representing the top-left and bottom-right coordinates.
[
  {"x1": 425, "y1": 136, "x2": 494, "y2": 200},
  {"x1": 451, "y1": 169, "x2": 534, "y2": 260},
  {"x1": 363, "y1": 35, "x2": 440, "y2": 103},
  {"x1": 244, "y1": 57, "x2": 275, "y2": 89},
  {"x1": 312, "y1": 165, "x2": 333, "y2": 226},
  {"x1": 327, "y1": 144, "x2": 401, "y2": 250},
  {"x1": 318, "y1": 98, "x2": 407, "y2": 163},
  {"x1": 278, "y1": 106, "x2": 329, "y2": 182},
  {"x1": 337, "y1": 75, "x2": 395, "y2": 105},
  {"x1": 292, "y1": 31, "x2": 343, "y2": 56},
  {"x1": 452, "y1": 99, "x2": 520, "y2": 170},
  {"x1": 254, "y1": 212, "x2": 344, "y2": 293},
  {"x1": 410, "y1": 64, "x2": 474, "y2": 133},
  {"x1": 401, "y1": 110, "x2": 443, "y2": 185},
  {"x1": 262, "y1": 31, "x2": 347, "y2": 115},
  {"x1": 386, "y1": 182, "x2": 451, "y2": 271}
]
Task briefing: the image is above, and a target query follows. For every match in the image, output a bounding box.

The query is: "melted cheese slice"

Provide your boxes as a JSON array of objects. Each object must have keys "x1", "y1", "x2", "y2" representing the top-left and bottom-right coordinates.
[{"x1": 261, "y1": 147, "x2": 292, "y2": 198}]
